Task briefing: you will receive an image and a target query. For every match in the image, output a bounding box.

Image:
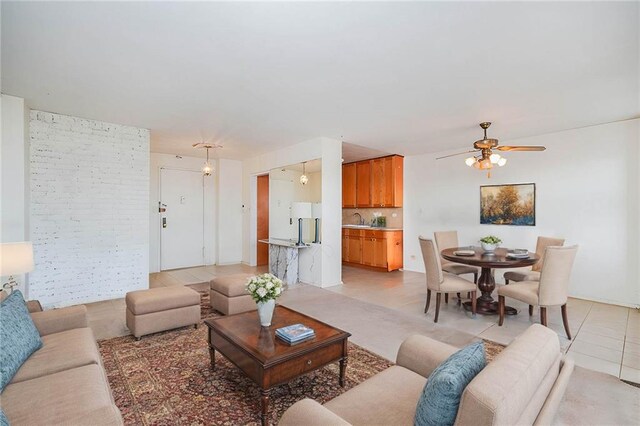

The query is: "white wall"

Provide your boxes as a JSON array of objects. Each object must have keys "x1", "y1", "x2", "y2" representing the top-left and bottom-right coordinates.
[
  {"x1": 217, "y1": 158, "x2": 243, "y2": 265},
  {"x1": 149, "y1": 153, "x2": 217, "y2": 272},
  {"x1": 0, "y1": 95, "x2": 30, "y2": 295},
  {"x1": 243, "y1": 137, "x2": 342, "y2": 288},
  {"x1": 30, "y1": 110, "x2": 150, "y2": 307},
  {"x1": 404, "y1": 119, "x2": 640, "y2": 307}
]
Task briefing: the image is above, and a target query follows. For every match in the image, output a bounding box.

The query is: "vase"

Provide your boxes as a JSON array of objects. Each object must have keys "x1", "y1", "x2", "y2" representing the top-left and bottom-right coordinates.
[
  {"x1": 481, "y1": 242, "x2": 498, "y2": 252},
  {"x1": 257, "y1": 299, "x2": 276, "y2": 327}
]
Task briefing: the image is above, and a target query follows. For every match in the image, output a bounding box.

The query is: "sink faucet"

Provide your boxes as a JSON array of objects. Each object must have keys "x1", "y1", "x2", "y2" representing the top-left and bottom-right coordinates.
[{"x1": 353, "y1": 212, "x2": 365, "y2": 225}]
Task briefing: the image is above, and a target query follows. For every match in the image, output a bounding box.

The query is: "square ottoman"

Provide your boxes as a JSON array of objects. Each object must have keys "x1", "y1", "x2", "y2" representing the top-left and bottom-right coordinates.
[
  {"x1": 210, "y1": 273, "x2": 257, "y2": 315},
  {"x1": 126, "y1": 286, "x2": 201, "y2": 339}
]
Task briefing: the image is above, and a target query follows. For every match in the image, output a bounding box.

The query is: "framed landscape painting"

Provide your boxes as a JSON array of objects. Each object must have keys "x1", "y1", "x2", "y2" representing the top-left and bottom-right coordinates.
[{"x1": 480, "y1": 183, "x2": 536, "y2": 226}]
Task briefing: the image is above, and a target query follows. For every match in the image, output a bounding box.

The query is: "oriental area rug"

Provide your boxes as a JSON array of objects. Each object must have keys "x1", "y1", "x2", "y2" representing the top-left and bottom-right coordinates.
[{"x1": 98, "y1": 292, "x2": 505, "y2": 425}]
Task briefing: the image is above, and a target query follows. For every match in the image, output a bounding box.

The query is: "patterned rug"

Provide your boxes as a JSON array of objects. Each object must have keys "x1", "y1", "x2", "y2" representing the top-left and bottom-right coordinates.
[{"x1": 98, "y1": 291, "x2": 505, "y2": 425}]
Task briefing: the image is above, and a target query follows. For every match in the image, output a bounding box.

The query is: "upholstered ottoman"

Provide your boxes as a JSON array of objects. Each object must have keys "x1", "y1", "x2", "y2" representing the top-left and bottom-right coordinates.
[
  {"x1": 126, "y1": 287, "x2": 201, "y2": 339},
  {"x1": 210, "y1": 273, "x2": 256, "y2": 315}
]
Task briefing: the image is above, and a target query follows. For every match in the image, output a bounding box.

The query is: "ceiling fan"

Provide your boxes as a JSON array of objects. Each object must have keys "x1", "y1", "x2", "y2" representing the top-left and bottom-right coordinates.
[{"x1": 436, "y1": 122, "x2": 545, "y2": 176}]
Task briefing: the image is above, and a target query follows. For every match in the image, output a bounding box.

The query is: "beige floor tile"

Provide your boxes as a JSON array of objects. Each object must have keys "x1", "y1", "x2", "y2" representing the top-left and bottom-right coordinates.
[
  {"x1": 619, "y1": 366, "x2": 640, "y2": 384},
  {"x1": 574, "y1": 330, "x2": 625, "y2": 352},
  {"x1": 622, "y1": 340, "x2": 640, "y2": 356},
  {"x1": 579, "y1": 323, "x2": 626, "y2": 340},
  {"x1": 567, "y1": 351, "x2": 621, "y2": 377},
  {"x1": 621, "y1": 351, "x2": 640, "y2": 369},
  {"x1": 568, "y1": 340, "x2": 623, "y2": 363}
]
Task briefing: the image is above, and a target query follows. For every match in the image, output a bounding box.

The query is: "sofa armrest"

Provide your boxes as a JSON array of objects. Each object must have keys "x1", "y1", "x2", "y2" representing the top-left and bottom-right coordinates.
[
  {"x1": 27, "y1": 300, "x2": 43, "y2": 313},
  {"x1": 533, "y1": 356, "x2": 575, "y2": 426},
  {"x1": 30, "y1": 305, "x2": 88, "y2": 336},
  {"x1": 396, "y1": 334, "x2": 458, "y2": 378},
  {"x1": 278, "y1": 398, "x2": 351, "y2": 426}
]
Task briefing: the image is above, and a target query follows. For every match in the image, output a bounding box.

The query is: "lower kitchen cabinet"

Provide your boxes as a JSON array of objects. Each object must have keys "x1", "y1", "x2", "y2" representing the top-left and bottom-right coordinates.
[{"x1": 342, "y1": 228, "x2": 403, "y2": 272}]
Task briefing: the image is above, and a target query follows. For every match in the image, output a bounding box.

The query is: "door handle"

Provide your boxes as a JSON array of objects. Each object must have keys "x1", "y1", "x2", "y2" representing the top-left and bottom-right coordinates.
[{"x1": 162, "y1": 217, "x2": 167, "y2": 228}]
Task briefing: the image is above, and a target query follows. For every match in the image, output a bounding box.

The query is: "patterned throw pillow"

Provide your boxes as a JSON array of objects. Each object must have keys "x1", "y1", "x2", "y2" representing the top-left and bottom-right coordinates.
[
  {"x1": 414, "y1": 341, "x2": 486, "y2": 426},
  {"x1": 0, "y1": 407, "x2": 9, "y2": 426},
  {"x1": 0, "y1": 290, "x2": 43, "y2": 391}
]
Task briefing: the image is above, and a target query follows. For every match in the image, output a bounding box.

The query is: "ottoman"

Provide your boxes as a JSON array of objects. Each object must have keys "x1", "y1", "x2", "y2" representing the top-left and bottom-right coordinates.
[
  {"x1": 210, "y1": 273, "x2": 257, "y2": 315},
  {"x1": 126, "y1": 286, "x2": 201, "y2": 339}
]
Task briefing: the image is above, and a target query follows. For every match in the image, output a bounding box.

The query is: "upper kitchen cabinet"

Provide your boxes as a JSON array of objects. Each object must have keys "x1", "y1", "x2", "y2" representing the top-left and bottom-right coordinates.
[
  {"x1": 356, "y1": 161, "x2": 371, "y2": 207},
  {"x1": 342, "y1": 162, "x2": 357, "y2": 208},
  {"x1": 343, "y1": 155, "x2": 403, "y2": 208}
]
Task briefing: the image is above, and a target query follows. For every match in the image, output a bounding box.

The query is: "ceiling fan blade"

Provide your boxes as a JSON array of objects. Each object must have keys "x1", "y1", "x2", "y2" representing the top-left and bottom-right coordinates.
[
  {"x1": 496, "y1": 146, "x2": 546, "y2": 152},
  {"x1": 436, "y1": 150, "x2": 478, "y2": 160}
]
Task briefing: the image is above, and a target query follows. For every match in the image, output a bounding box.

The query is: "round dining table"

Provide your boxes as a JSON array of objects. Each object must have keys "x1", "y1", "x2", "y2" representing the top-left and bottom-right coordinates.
[{"x1": 441, "y1": 247, "x2": 540, "y2": 315}]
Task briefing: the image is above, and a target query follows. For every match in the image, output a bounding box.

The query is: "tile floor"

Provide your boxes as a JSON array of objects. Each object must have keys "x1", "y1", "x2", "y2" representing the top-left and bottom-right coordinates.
[{"x1": 85, "y1": 264, "x2": 639, "y2": 383}]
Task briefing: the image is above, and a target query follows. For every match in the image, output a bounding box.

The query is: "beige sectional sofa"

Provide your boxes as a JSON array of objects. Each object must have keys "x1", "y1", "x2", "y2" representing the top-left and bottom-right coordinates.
[
  {"x1": 280, "y1": 324, "x2": 574, "y2": 426},
  {"x1": 1, "y1": 303, "x2": 123, "y2": 425}
]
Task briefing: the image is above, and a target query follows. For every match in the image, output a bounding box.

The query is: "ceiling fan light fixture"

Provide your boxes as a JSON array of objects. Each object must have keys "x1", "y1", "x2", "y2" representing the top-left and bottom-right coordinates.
[
  {"x1": 465, "y1": 157, "x2": 476, "y2": 167},
  {"x1": 497, "y1": 157, "x2": 507, "y2": 167},
  {"x1": 489, "y1": 153, "x2": 501, "y2": 164}
]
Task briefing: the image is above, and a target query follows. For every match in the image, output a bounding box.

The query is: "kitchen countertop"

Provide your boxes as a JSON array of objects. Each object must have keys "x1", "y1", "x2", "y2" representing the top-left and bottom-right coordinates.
[
  {"x1": 258, "y1": 238, "x2": 311, "y2": 248},
  {"x1": 342, "y1": 225, "x2": 403, "y2": 231}
]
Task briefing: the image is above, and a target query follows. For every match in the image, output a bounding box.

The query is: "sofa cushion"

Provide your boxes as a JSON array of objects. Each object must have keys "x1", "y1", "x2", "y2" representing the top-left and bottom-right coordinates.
[
  {"x1": 210, "y1": 274, "x2": 253, "y2": 297},
  {"x1": 325, "y1": 365, "x2": 426, "y2": 425},
  {"x1": 415, "y1": 341, "x2": 486, "y2": 426},
  {"x1": 0, "y1": 290, "x2": 43, "y2": 391},
  {"x1": 2, "y1": 364, "x2": 118, "y2": 425},
  {"x1": 126, "y1": 286, "x2": 200, "y2": 315},
  {"x1": 10, "y1": 327, "x2": 101, "y2": 384}
]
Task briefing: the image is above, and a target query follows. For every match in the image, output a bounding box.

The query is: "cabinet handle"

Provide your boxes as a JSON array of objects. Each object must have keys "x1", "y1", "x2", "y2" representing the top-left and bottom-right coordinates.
[{"x1": 307, "y1": 359, "x2": 312, "y2": 365}]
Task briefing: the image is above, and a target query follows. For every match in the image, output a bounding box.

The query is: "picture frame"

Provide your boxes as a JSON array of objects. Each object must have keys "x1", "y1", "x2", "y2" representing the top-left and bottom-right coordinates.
[{"x1": 480, "y1": 183, "x2": 536, "y2": 226}]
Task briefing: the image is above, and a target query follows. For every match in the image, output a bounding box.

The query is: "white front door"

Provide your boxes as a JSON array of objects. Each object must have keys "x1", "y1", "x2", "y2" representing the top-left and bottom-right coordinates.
[{"x1": 160, "y1": 168, "x2": 205, "y2": 270}]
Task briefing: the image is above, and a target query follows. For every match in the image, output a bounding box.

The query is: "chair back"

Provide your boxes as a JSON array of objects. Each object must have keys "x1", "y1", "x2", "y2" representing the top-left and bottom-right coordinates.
[
  {"x1": 434, "y1": 231, "x2": 458, "y2": 266},
  {"x1": 532, "y1": 236, "x2": 565, "y2": 272},
  {"x1": 456, "y1": 324, "x2": 564, "y2": 425},
  {"x1": 538, "y1": 245, "x2": 578, "y2": 306},
  {"x1": 418, "y1": 237, "x2": 443, "y2": 290}
]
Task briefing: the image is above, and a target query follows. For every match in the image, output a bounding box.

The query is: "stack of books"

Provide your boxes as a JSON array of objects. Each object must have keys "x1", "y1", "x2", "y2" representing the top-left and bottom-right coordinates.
[{"x1": 276, "y1": 324, "x2": 315, "y2": 345}]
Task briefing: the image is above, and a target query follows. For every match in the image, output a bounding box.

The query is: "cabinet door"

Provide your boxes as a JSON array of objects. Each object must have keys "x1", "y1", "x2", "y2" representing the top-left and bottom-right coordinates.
[
  {"x1": 373, "y1": 237, "x2": 388, "y2": 268},
  {"x1": 347, "y1": 236, "x2": 362, "y2": 264},
  {"x1": 342, "y1": 163, "x2": 357, "y2": 207},
  {"x1": 342, "y1": 234, "x2": 348, "y2": 261},
  {"x1": 381, "y1": 157, "x2": 395, "y2": 207},
  {"x1": 361, "y1": 237, "x2": 375, "y2": 265},
  {"x1": 370, "y1": 158, "x2": 385, "y2": 207},
  {"x1": 356, "y1": 161, "x2": 372, "y2": 207}
]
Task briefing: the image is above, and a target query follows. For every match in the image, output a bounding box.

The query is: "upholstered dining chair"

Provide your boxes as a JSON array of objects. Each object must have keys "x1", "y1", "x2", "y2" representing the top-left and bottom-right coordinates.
[
  {"x1": 498, "y1": 245, "x2": 578, "y2": 339},
  {"x1": 504, "y1": 236, "x2": 565, "y2": 284},
  {"x1": 419, "y1": 237, "x2": 477, "y2": 323},
  {"x1": 434, "y1": 230, "x2": 478, "y2": 305}
]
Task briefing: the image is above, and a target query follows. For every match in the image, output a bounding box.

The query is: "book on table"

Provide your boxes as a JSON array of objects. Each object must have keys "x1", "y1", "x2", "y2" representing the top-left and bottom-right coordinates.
[{"x1": 276, "y1": 323, "x2": 315, "y2": 344}]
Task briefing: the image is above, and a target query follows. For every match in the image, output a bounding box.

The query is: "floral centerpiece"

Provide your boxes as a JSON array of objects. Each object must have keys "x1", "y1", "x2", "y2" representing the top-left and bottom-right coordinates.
[
  {"x1": 246, "y1": 273, "x2": 283, "y2": 326},
  {"x1": 480, "y1": 235, "x2": 502, "y2": 252}
]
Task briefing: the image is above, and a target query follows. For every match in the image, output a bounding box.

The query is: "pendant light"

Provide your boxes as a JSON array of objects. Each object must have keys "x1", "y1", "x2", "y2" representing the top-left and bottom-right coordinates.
[
  {"x1": 300, "y1": 162, "x2": 309, "y2": 185},
  {"x1": 192, "y1": 142, "x2": 223, "y2": 176}
]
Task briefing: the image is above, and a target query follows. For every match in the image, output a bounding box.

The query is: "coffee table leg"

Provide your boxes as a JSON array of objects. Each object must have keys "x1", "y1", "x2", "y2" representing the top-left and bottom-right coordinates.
[
  {"x1": 339, "y1": 357, "x2": 347, "y2": 387},
  {"x1": 209, "y1": 346, "x2": 216, "y2": 370},
  {"x1": 261, "y1": 389, "x2": 271, "y2": 426}
]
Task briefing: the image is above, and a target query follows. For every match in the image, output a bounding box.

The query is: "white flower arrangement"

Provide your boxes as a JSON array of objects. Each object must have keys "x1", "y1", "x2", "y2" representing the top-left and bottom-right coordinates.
[{"x1": 246, "y1": 273, "x2": 284, "y2": 303}]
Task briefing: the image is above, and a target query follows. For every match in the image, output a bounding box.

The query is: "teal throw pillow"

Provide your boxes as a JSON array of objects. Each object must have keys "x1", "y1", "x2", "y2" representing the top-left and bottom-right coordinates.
[
  {"x1": 0, "y1": 407, "x2": 9, "y2": 426},
  {"x1": 0, "y1": 290, "x2": 43, "y2": 391},
  {"x1": 414, "y1": 341, "x2": 486, "y2": 426}
]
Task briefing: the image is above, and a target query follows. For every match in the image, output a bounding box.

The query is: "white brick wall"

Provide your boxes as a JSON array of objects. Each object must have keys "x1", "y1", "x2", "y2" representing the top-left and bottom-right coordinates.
[{"x1": 29, "y1": 111, "x2": 150, "y2": 307}]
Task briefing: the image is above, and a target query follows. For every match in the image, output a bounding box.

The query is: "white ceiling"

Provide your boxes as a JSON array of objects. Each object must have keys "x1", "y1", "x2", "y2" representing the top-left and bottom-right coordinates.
[{"x1": 2, "y1": 2, "x2": 638, "y2": 160}]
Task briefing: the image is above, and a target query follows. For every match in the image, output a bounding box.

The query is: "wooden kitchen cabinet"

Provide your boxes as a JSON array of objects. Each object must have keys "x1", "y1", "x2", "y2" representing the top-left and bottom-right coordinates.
[
  {"x1": 355, "y1": 161, "x2": 371, "y2": 207},
  {"x1": 343, "y1": 155, "x2": 403, "y2": 208},
  {"x1": 342, "y1": 163, "x2": 357, "y2": 208},
  {"x1": 342, "y1": 228, "x2": 403, "y2": 272}
]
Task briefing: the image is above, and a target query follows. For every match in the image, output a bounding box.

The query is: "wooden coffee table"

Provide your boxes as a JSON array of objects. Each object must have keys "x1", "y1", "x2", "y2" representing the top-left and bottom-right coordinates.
[{"x1": 204, "y1": 305, "x2": 351, "y2": 426}]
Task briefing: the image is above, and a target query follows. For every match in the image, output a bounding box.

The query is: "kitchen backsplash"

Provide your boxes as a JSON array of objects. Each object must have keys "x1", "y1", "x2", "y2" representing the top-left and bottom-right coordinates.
[{"x1": 342, "y1": 208, "x2": 403, "y2": 228}]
